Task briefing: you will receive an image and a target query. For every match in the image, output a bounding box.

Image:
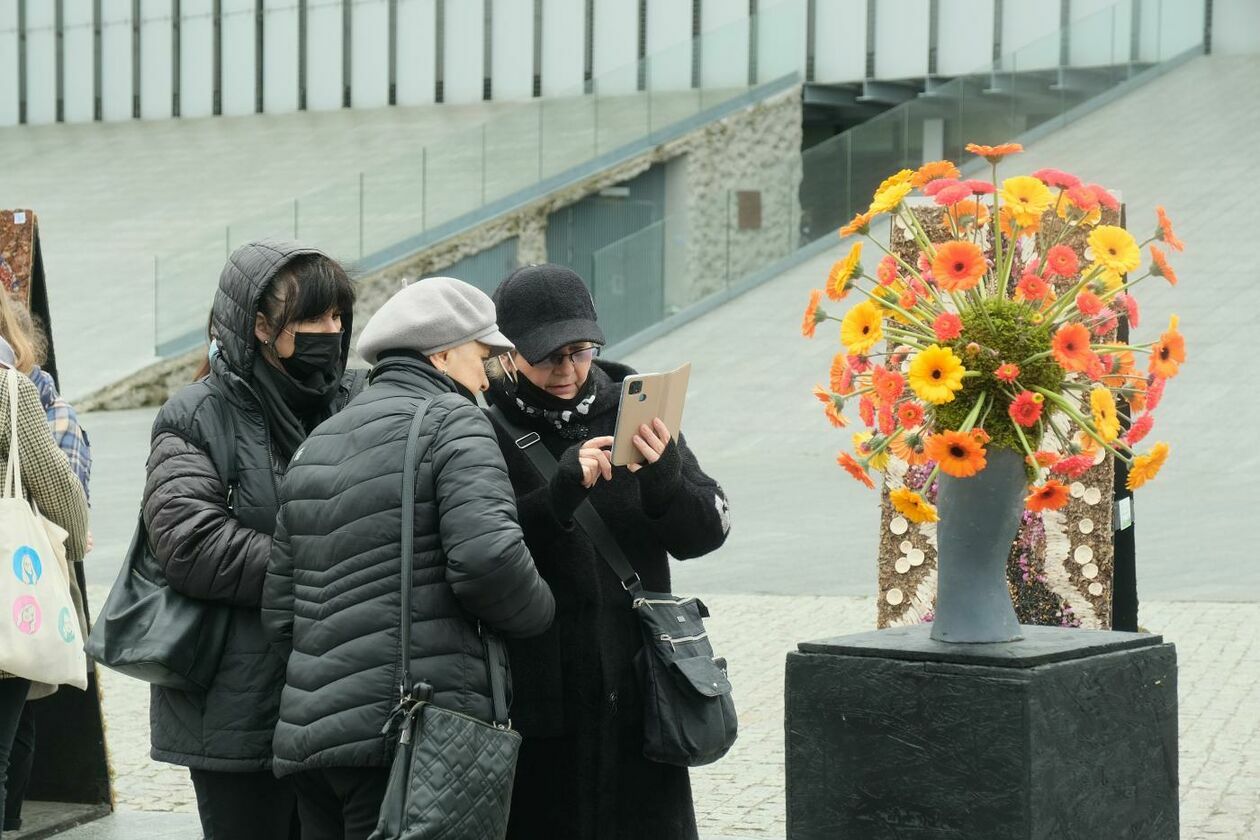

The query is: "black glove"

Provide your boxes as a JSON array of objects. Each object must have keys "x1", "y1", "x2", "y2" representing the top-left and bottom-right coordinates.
[
  {"x1": 548, "y1": 442, "x2": 592, "y2": 525},
  {"x1": 633, "y1": 439, "x2": 682, "y2": 517}
]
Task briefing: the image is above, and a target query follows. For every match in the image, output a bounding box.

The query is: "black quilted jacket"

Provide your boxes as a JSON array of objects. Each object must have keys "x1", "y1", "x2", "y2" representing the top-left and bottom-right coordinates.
[
  {"x1": 261, "y1": 354, "x2": 555, "y2": 777},
  {"x1": 143, "y1": 239, "x2": 359, "y2": 771}
]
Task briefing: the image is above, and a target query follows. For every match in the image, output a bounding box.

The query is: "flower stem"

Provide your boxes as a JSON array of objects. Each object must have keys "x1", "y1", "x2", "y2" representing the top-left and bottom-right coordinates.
[{"x1": 1033, "y1": 388, "x2": 1132, "y2": 464}]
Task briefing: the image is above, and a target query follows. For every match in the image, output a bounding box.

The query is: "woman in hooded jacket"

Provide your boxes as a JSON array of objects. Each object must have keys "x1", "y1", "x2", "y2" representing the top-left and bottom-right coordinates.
[
  {"x1": 484, "y1": 264, "x2": 732, "y2": 840},
  {"x1": 141, "y1": 240, "x2": 363, "y2": 840}
]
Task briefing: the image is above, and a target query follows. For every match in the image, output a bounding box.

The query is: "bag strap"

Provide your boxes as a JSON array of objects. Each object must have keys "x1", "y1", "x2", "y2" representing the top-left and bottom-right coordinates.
[
  {"x1": 487, "y1": 406, "x2": 643, "y2": 597},
  {"x1": 400, "y1": 396, "x2": 512, "y2": 727},
  {"x1": 202, "y1": 379, "x2": 240, "y2": 512},
  {"x1": 4, "y1": 367, "x2": 21, "y2": 501}
]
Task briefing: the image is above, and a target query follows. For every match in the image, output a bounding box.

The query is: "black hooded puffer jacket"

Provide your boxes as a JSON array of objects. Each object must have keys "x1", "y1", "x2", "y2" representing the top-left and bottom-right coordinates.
[
  {"x1": 261, "y1": 354, "x2": 555, "y2": 777},
  {"x1": 143, "y1": 239, "x2": 362, "y2": 771}
]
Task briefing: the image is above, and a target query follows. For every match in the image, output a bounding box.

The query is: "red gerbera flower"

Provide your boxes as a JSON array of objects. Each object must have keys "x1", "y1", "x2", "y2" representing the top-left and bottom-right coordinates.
[
  {"x1": 1124, "y1": 413, "x2": 1154, "y2": 446},
  {"x1": 878, "y1": 403, "x2": 896, "y2": 435},
  {"x1": 964, "y1": 179, "x2": 996, "y2": 195},
  {"x1": 897, "y1": 401, "x2": 925, "y2": 428},
  {"x1": 848, "y1": 354, "x2": 872, "y2": 374},
  {"x1": 1017, "y1": 273, "x2": 1051, "y2": 302},
  {"x1": 1091, "y1": 308, "x2": 1118, "y2": 336},
  {"x1": 1026, "y1": 480, "x2": 1071, "y2": 512},
  {"x1": 1086, "y1": 183, "x2": 1119, "y2": 212},
  {"x1": 1076, "y1": 290, "x2": 1104, "y2": 317},
  {"x1": 1008, "y1": 391, "x2": 1044, "y2": 427},
  {"x1": 1032, "y1": 168, "x2": 1081, "y2": 190},
  {"x1": 876, "y1": 255, "x2": 899, "y2": 286},
  {"x1": 899, "y1": 289, "x2": 919, "y2": 310},
  {"x1": 933, "y1": 183, "x2": 974, "y2": 206},
  {"x1": 859, "y1": 395, "x2": 876, "y2": 427},
  {"x1": 1051, "y1": 454, "x2": 1095, "y2": 479},
  {"x1": 933, "y1": 312, "x2": 963, "y2": 341},
  {"x1": 1146, "y1": 377, "x2": 1166, "y2": 411},
  {"x1": 922, "y1": 178, "x2": 960, "y2": 197},
  {"x1": 1114, "y1": 293, "x2": 1140, "y2": 328},
  {"x1": 994, "y1": 363, "x2": 1020, "y2": 383},
  {"x1": 872, "y1": 366, "x2": 906, "y2": 404},
  {"x1": 1045, "y1": 244, "x2": 1079, "y2": 277},
  {"x1": 1065, "y1": 185, "x2": 1100, "y2": 213}
]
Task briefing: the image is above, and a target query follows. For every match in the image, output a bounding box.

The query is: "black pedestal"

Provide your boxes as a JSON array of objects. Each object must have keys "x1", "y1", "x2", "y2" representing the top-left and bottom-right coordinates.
[{"x1": 785, "y1": 625, "x2": 1178, "y2": 840}]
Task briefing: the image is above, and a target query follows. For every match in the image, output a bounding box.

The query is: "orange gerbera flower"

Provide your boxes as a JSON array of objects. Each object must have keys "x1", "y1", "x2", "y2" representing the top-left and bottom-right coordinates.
[
  {"x1": 837, "y1": 451, "x2": 875, "y2": 489},
  {"x1": 1026, "y1": 480, "x2": 1070, "y2": 512},
  {"x1": 814, "y1": 386, "x2": 849, "y2": 428},
  {"x1": 932, "y1": 240, "x2": 986, "y2": 292},
  {"x1": 1149, "y1": 315, "x2": 1186, "y2": 379},
  {"x1": 1052, "y1": 323, "x2": 1095, "y2": 372},
  {"x1": 1008, "y1": 391, "x2": 1044, "y2": 428},
  {"x1": 1029, "y1": 450, "x2": 1059, "y2": 469},
  {"x1": 802, "y1": 289, "x2": 827, "y2": 338},
  {"x1": 872, "y1": 366, "x2": 905, "y2": 404},
  {"x1": 1016, "y1": 273, "x2": 1051, "y2": 303},
  {"x1": 826, "y1": 242, "x2": 863, "y2": 301},
  {"x1": 830, "y1": 353, "x2": 852, "y2": 394},
  {"x1": 912, "y1": 160, "x2": 961, "y2": 189},
  {"x1": 1044, "y1": 244, "x2": 1079, "y2": 278},
  {"x1": 965, "y1": 142, "x2": 1023, "y2": 164},
  {"x1": 1154, "y1": 206, "x2": 1184, "y2": 252},
  {"x1": 896, "y1": 401, "x2": 925, "y2": 428},
  {"x1": 889, "y1": 486, "x2": 937, "y2": 522},
  {"x1": 839, "y1": 211, "x2": 875, "y2": 238},
  {"x1": 1126, "y1": 442, "x2": 1169, "y2": 491},
  {"x1": 994, "y1": 363, "x2": 1020, "y2": 383},
  {"x1": 1149, "y1": 245, "x2": 1177, "y2": 286},
  {"x1": 925, "y1": 430, "x2": 987, "y2": 478},
  {"x1": 946, "y1": 198, "x2": 991, "y2": 231}
]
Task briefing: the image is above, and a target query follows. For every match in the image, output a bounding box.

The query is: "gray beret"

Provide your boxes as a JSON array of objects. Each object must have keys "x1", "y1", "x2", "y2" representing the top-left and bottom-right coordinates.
[{"x1": 357, "y1": 276, "x2": 514, "y2": 365}]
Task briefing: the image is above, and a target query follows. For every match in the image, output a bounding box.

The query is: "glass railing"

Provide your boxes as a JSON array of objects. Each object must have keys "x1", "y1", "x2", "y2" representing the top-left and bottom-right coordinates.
[
  {"x1": 593, "y1": 0, "x2": 1204, "y2": 353},
  {"x1": 153, "y1": 0, "x2": 809, "y2": 355}
]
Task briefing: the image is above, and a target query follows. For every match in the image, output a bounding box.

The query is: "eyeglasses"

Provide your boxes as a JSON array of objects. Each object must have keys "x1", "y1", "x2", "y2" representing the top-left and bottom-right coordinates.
[{"x1": 535, "y1": 345, "x2": 600, "y2": 370}]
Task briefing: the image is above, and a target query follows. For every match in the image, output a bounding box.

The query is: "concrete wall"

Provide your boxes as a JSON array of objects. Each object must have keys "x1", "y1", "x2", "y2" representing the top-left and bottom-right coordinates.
[
  {"x1": 1211, "y1": 0, "x2": 1260, "y2": 55},
  {"x1": 0, "y1": 0, "x2": 1207, "y2": 127}
]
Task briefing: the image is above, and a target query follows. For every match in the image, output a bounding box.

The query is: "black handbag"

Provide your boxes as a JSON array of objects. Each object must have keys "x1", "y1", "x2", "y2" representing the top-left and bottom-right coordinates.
[
  {"x1": 371, "y1": 397, "x2": 521, "y2": 840},
  {"x1": 85, "y1": 387, "x2": 238, "y2": 692},
  {"x1": 488, "y1": 407, "x2": 738, "y2": 767}
]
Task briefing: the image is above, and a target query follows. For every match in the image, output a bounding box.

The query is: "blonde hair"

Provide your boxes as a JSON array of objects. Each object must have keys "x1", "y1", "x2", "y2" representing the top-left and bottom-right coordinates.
[{"x1": 0, "y1": 291, "x2": 41, "y2": 374}]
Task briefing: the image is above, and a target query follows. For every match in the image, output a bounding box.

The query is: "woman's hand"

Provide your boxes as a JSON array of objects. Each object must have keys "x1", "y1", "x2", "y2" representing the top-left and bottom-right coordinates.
[
  {"x1": 578, "y1": 436, "x2": 615, "y2": 488},
  {"x1": 626, "y1": 419, "x2": 671, "y2": 473}
]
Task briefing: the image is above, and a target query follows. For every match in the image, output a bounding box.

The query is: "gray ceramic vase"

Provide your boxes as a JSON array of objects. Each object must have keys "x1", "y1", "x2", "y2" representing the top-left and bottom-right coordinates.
[{"x1": 930, "y1": 446, "x2": 1025, "y2": 644}]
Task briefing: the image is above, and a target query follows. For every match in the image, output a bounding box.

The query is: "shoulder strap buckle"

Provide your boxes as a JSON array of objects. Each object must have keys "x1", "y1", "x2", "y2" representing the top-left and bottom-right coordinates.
[{"x1": 514, "y1": 432, "x2": 540, "y2": 450}]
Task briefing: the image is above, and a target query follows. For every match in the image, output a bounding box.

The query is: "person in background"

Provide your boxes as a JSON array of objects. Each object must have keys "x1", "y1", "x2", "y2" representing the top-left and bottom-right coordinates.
[
  {"x1": 142, "y1": 241, "x2": 362, "y2": 840},
  {"x1": 262, "y1": 277, "x2": 555, "y2": 840},
  {"x1": 0, "y1": 292, "x2": 91, "y2": 833},
  {"x1": 484, "y1": 264, "x2": 731, "y2": 840},
  {"x1": 0, "y1": 335, "x2": 89, "y2": 840}
]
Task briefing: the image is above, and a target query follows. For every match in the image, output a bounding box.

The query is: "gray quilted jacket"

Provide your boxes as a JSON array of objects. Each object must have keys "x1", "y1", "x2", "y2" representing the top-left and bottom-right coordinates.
[
  {"x1": 143, "y1": 240, "x2": 359, "y2": 771},
  {"x1": 262, "y1": 354, "x2": 555, "y2": 777}
]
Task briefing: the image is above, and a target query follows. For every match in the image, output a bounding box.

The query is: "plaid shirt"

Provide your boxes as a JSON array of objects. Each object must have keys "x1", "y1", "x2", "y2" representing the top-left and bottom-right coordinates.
[{"x1": 29, "y1": 366, "x2": 91, "y2": 501}]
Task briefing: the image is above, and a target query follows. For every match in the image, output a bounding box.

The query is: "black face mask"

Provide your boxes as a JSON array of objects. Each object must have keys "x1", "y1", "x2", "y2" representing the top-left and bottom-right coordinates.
[{"x1": 280, "y1": 331, "x2": 343, "y2": 382}]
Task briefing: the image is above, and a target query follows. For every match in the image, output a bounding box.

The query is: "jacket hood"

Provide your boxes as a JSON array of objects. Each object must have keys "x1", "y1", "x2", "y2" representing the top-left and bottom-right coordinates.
[{"x1": 211, "y1": 239, "x2": 354, "y2": 381}]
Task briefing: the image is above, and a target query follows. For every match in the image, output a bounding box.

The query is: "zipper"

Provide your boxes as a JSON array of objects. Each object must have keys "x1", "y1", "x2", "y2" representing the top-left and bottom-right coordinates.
[
  {"x1": 634, "y1": 596, "x2": 696, "y2": 610},
  {"x1": 659, "y1": 631, "x2": 708, "y2": 649}
]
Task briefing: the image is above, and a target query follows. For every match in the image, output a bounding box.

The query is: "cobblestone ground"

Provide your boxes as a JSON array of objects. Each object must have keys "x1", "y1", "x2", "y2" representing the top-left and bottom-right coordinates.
[{"x1": 89, "y1": 587, "x2": 1260, "y2": 838}]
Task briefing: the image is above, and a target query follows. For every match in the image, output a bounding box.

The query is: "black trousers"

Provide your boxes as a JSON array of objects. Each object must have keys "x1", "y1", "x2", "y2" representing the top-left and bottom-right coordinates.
[
  {"x1": 2, "y1": 705, "x2": 34, "y2": 830},
  {"x1": 292, "y1": 767, "x2": 391, "y2": 840},
  {"x1": 189, "y1": 768, "x2": 300, "y2": 840},
  {"x1": 0, "y1": 678, "x2": 31, "y2": 840}
]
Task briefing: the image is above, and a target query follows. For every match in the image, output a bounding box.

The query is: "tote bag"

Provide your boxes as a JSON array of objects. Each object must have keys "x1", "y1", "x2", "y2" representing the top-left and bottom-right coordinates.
[{"x1": 0, "y1": 366, "x2": 87, "y2": 689}]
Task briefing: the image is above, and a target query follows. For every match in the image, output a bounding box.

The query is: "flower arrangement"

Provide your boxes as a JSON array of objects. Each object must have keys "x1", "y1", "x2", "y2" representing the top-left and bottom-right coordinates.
[{"x1": 803, "y1": 142, "x2": 1184, "y2": 524}]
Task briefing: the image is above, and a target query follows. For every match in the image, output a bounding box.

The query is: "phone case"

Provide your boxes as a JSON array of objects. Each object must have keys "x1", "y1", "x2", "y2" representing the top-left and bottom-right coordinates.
[{"x1": 611, "y1": 363, "x2": 692, "y2": 467}]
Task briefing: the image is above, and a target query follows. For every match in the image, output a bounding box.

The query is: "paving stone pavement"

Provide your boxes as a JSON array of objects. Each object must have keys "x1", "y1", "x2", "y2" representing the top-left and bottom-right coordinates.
[{"x1": 87, "y1": 585, "x2": 1260, "y2": 839}]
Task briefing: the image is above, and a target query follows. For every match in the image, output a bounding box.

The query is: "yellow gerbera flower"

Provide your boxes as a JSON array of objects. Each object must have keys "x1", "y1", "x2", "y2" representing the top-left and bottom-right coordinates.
[
  {"x1": 1126, "y1": 441, "x2": 1169, "y2": 490},
  {"x1": 1089, "y1": 387, "x2": 1120, "y2": 443},
  {"x1": 907, "y1": 344, "x2": 966, "y2": 405},
  {"x1": 1001, "y1": 176, "x2": 1054, "y2": 227},
  {"x1": 877, "y1": 169, "x2": 915, "y2": 192},
  {"x1": 869, "y1": 181, "x2": 914, "y2": 215},
  {"x1": 890, "y1": 487, "x2": 938, "y2": 523},
  {"x1": 1087, "y1": 225, "x2": 1141, "y2": 275},
  {"x1": 853, "y1": 431, "x2": 890, "y2": 470},
  {"x1": 826, "y1": 242, "x2": 863, "y2": 301},
  {"x1": 1086, "y1": 262, "x2": 1125, "y2": 295},
  {"x1": 840, "y1": 300, "x2": 885, "y2": 354}
]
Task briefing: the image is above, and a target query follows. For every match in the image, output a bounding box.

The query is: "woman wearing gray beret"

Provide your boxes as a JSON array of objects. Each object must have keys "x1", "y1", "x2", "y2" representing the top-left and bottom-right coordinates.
[{"x1": 262, "y1": 276, "x2": 555, "y2": 840}]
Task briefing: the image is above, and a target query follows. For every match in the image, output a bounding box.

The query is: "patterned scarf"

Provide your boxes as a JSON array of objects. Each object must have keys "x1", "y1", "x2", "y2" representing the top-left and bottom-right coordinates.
[{"x1": 502, "y1": 363, "x2": 619, "y2": 441}]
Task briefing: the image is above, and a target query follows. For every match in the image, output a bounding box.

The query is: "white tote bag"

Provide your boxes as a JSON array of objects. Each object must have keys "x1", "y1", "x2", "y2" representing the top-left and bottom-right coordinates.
[{"x1": 0, "y1": 367, "x2": 87, "y2": 689}]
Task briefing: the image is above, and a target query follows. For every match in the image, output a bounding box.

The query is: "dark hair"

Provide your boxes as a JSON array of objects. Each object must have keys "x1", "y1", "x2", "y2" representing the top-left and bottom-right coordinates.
[
  {"x1": 257, "y1": 254, "x2": 355, "y2": 339},
  {"x1": 191, "y1": 309, "x2": 216, "y2": 382}
]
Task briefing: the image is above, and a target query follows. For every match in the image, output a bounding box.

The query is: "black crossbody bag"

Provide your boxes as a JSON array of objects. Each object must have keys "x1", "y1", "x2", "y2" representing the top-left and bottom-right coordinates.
[{"x1": 488, "y1": 407, "x2": 737, "y2": 767}]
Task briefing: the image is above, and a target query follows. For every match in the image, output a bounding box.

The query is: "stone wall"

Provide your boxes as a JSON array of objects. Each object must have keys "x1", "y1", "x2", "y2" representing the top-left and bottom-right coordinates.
[{"x1": 81, "y1": 87, "x2": 803, "y2": 411}]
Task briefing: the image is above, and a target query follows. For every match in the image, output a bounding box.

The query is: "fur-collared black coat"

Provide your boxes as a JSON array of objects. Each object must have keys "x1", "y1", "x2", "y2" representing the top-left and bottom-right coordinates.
[{"x1": 486, "y1": 360, "x2": 730, "y2": 840}]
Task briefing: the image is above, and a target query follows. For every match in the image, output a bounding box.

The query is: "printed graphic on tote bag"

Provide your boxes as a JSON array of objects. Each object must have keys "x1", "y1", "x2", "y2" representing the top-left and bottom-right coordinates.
[
  {"x1": 12, "y1": 596, "x2": 41, "y2": 635},
  {"x1": 13, "y1": 546, "x2": 41, "y2": 585},
  {"x1": 57, "y1": 607, "x2": 76, "y2": 643}
]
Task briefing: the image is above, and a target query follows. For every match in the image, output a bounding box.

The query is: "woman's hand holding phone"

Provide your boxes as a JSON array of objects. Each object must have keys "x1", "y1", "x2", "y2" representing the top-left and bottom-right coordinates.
[
  {"x1": 626, "y1": 418, "x2": 671, "y2": 474},
  {"x1": 578, "y1": 436, "x2": 615, "y2": 488}
]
